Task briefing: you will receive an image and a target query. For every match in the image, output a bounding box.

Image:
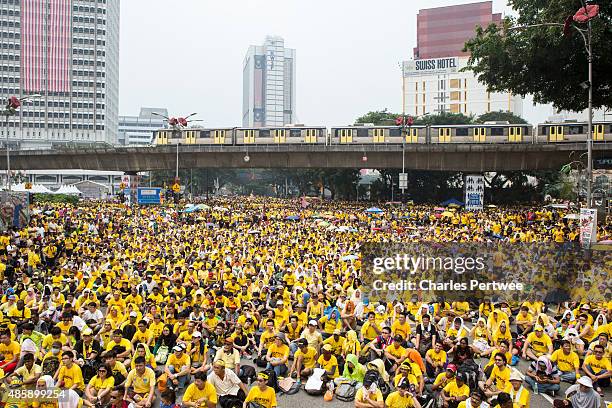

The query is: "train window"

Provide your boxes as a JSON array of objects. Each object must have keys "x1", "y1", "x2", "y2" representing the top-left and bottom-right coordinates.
[
  {"x1": 171, "y1": 131, "x2": 181, "y2": 139},
  {"x1": 569, "y1": 125, "x2": 583, "y2": 134},
  {"x1": 260, "y1": 130, "x2": 270, "y2": 137},
  {"x1": 389, "y1": 128, "x2": 401, "y2": 137},
  {"x1": 456, "y1": 128, "x2": 468, "y2": 136},
  {"x1": 201, "y1": 130, "x2": 211, "y2": 138},
  {"x1": 290, "y1": 129, "x2": 301, "y2": 138},
  {"x1": 357, "y1": 128, "x2": 369, "y2": 138},
  {"x1": 490, "y1": 127, "x2": 504, "y2": 136}
]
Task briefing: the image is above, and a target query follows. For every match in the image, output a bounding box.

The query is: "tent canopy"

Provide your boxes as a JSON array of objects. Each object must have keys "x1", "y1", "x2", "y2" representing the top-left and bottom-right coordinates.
[{"x1": 440, "y1": 198, "x2": 464, "y2": 207}]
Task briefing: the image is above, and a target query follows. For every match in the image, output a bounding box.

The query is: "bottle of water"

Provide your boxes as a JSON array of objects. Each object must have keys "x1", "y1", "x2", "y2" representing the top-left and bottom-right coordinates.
[{"x1": 533, "y1": 382, "x2": 539, "y2": 395}]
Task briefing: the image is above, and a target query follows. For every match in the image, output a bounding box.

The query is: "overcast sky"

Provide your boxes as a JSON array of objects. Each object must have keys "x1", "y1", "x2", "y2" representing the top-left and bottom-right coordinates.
[{"x1": 119, "y1": 0, "x2": 553, "y2": 126}]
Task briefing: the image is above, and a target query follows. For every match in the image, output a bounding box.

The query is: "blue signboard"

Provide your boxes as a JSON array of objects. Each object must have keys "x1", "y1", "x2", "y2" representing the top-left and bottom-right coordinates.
[{"x1": 137, "y1": 188, "x2": 162, "y2": 205}]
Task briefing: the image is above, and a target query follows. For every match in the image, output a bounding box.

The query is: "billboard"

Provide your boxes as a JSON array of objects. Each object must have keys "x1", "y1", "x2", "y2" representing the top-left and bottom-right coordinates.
[
  {"x1": 137, "y1": 188, "x2": 162, "y2": 205},
  {"x1": 0, "y1": 192, "x2": 30, "y2": 231},
  {"x1": 465, "y1": 175, "x2": 485, "y2": 210}
]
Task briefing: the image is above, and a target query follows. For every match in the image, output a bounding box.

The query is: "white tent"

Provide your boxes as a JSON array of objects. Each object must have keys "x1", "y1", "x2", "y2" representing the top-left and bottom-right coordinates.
[
  {"x1": 9, "y1": 183, "x2": 53, "y2": 194},
  {"x1": 54, "y1": 185, "x2": 82, "y2": 195}
]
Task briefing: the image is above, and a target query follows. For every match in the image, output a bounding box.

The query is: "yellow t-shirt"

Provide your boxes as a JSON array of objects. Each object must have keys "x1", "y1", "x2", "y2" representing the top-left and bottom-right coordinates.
[
  {"x1": 59, "y1": 364, "x2": 84, "y2": 390},
  {"x1": 526, "y1": 332, "x2": 551, "y2": 354},
  {"x1": 391, "y1": 320, "x2": 411, "y2": 339},
  {"x1": 166, "y1": 352, "x2": 191, "y2": 369},
  {"x1": 385, "y1": 391, "x2": 417, "y2": 408},
  {"x1": 268, "y1": 343, "x2": 289, "y2": 360},
  {"x1": 294, "y1": 346, "x2": 317, "y2": 369},
  {"x1": 317, "y1": 354, "x2": 339, "y2": 378},
  {"x1": 125, "y1": 367, "x2": 156, "y2": 395},
  {"x1": 244, "y1": 385, "x2": 277, "y2": 408},
  {"x1": 182, "y1": 382, "x2": 218, "y2": 405},
  {"x1": 88, "y1": 375, "x2": 114, "y2": 391},
  {"x1": 426, "y1": 349, "x2": 447, "y2": 365},
  {"x1": 490, "y1": 365, "x2": 511, "y2": 392},
  {"x1": 443, "y1": 381, "x2": 470, "y2": 398},
  {"x1": 550, "y1": 349, "x2": 579, "y2": 372},
  {"x1": 355, "y1": 388, "x2": 383, "y2": 403},
  {"x1": 0, "y1": 341, "x2": 20, "y2": 361},
  {"x1": 584, "y1": 354, "x2": 612, "y2": 373}
]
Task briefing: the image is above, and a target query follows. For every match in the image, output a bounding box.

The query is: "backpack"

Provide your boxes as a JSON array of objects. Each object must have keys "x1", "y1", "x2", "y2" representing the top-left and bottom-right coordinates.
[
  {"x1": 363, "y1": 369, "x2": 391, "y2": 398},
  {"x1": 155, "y1": 345, "x2": 169, "y2": 365},
  {"x1": 335, "y1": 380, "x2": 357, "y2": 401},
  {"x1": 262, "y1": 368, "x2": 279, "y2": 392},
  {"x1": 239, "y1": 365, "x2": 256, "y2": 384}
]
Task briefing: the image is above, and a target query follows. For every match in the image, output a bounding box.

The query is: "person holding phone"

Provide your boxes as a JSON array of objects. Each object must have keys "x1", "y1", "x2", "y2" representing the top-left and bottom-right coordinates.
[
  {"x1": 385, "y1": 378, "x2": 422, "y2": 408},
  {"x1": 354, "y1": 375, "x2": 384, "y2": 408}
]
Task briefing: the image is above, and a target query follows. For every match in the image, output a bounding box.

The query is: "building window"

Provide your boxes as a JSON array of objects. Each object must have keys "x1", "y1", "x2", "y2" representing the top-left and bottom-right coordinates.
[
  {"x1": 450, "y1": 91, "x2": 461, "y2": 101},
  {"x1": 450, "y1": 79, "x2": 460, "y2": 88}
]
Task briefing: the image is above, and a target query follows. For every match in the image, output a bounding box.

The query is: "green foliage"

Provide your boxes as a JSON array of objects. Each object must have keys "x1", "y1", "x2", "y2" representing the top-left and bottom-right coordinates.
[
  {"x1": 475, "y1": 110, "x2": 528, "y2": 124},
  {"x1": 463, "y1": 0, "x2": 612, "y2": 112},
  {"x1": 34, "y1": 193, "x2": 79, "y2": 204},
  {"x1": 355, "y1": 109, "x2": 399, "y2": 126},
  {"x1": 413, "y1": 112, "x2": 474, "y2": 126}
]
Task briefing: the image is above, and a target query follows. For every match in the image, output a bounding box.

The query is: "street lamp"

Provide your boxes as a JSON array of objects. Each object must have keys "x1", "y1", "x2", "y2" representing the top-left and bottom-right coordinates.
[
  {"x1": 1, "y1": 94, "x2": 42, "y2": 191},
  {"x1": 507, "y1": 2, "x2": 599, "y2": 207}
]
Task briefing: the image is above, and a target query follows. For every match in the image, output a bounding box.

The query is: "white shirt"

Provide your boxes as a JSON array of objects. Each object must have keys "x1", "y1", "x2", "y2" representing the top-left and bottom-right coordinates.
[{"x1": 207, "y1": 368, "x2": 242, "y2": 397}]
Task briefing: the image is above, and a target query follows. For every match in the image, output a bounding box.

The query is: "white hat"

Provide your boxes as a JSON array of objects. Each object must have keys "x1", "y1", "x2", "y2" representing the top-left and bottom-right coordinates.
[
  {"x1": 308, "y1": 319, "x2": 318, "y2": 326},
  {"x1": 276, "y1": 300, "x2": 284, "y2": 306},
  {"x1": 509, "y1": 371, "x2": 522, "y2": 382},
  {"x1": 172, "y1": 345, "x2": 182, "y2": 352},
  {"x1": 129, "y1": 311, "x2": 138, "y2": 317},
  {"x1": 193, "y1": 331, "x2": 202, "y2": 338},
  {"x1": 577, "y1": 377, "x2": 593, "y2": 388}
]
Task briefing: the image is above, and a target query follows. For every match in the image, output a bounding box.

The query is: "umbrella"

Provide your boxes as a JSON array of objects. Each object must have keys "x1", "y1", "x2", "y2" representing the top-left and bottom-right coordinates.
[
  {"x1": 365, "y1": 207, "x2": 384, "y2": 214},
  {"x1": 434, "y1": 207, "x2": 445, "y2": 211},
  {"x1": 563, "y1": 214, "x2": 580, "y2": 220},
  {"x1": 447, "y1": 203, "x2": 461, "y2": 208},
  {"x1": 213, "y1": 206, "x2": 229, "y2": 212},
  {"x1": 341, "y1": 255, "x2": 358, "y2": 261},
  {"x1": 441, "y1": 211, "x2": 453, "y2": 217},
  {"x1": 486, "y1": 205, "x2": 498, "y2": 208},
  {"x1": 286, "y1": 215, "x2": 301, "y2": 221}
]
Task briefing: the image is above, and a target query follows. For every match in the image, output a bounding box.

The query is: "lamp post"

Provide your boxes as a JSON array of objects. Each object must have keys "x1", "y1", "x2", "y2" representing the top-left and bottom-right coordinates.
[
  {"x1": 508, "y1": 3, "x2": 599, "y2": 207},
  {"x1": 1, "y1": 94, "x2": 42, "y2": 191}
]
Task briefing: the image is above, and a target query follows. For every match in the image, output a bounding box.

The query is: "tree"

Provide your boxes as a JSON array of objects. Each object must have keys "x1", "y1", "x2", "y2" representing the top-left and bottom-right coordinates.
[
  {"x1": 463, "y1": 1, "x2": 612, "y2": 112},
  {"x1": 413, "y1": 112, "x2": 473, "y2": 126},
  {"x1": 355, "y1": 109, "x2": 400, "y2": 125},
  {"x1": 476, "y1": 111, "x2": 528, "y2": 124}
]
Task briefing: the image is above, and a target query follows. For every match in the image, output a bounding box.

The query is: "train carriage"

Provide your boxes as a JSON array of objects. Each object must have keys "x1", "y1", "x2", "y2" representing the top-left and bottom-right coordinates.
[
  {"x1": 235, "y1": 126, "x2": 326, "y2": 145},
  {"x1": 430, "y1": 123, "x2": 532, "y2": 144},
  {"x1": 536, "y1": 121, "x2": 612, "y2": 143},
  {"x1": 330, "y1": 125, "x2": 427, "y2": 144},
  {"x1": 153, "y1": 128, "x2": 235, "y2": 145}
]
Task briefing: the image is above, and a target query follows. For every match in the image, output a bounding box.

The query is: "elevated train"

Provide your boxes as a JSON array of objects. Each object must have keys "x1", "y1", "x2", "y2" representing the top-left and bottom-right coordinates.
[{"x1": 153, "y1": 121, "x2": 612, "y2": 146}]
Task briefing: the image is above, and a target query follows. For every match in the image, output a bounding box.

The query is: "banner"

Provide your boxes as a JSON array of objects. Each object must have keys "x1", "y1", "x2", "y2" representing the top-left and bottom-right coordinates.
[
  {"x1": 464, "y1": 175, "x2": 484, "y2": 210},
  {"x1": 0, "y1": 192, "x2": 30, "y2": 231},
  {"x1": 579, "y1": 208, "x2": 597, "y2": 248}
]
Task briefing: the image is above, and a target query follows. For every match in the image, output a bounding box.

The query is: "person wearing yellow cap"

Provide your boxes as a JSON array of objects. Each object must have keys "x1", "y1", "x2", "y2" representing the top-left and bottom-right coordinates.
[
  {"x1": 316, "y1": 343, "x2": 339, "y2": 379},
  {"x1": 385, "y1": 377, "x2": 422, "y2": 408},
  {"x1": 243, "y1": 371, "x2": 277, "y2": 408},
  {"x1": 522, "y1": 324, "x2": 553, "y2": 361}
]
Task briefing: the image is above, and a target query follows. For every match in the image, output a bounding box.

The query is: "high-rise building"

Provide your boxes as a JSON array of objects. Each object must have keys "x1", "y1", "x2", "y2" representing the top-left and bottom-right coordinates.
[
  {"x1": 403, "y1": 2, "x2": 521, "y2": 118},
  {"x1": 0, "y1": 0, "x2": 120, "y2": 149},
  {"x1": 242, "y1": 36, "x2": 296, "y2": 127},
  {"x1": 118, "y1": 107, "x2": 168, "y2": 146},
  {"x1": 413, "y1": 1, "x2": 501, "y2": 60}
]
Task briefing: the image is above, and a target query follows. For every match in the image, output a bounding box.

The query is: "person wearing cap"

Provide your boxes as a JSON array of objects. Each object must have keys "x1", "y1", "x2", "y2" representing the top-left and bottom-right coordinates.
[
  {"x1": 394, "y1": 361, "x2": 424, "y2": 395},
  {"x1": 181, "y1": 371, "x2": 217, "y2": 408},
  {"x1": 385, "y1": 378, "x2": 422, "y2": 408},
  {"x1": 316, "y1": 343, "x2": 339, "y2": 379},
  {"x1": 243, "y1": 371, "x2": 277, "y2": 408},
  {"x1": 582, "y1": 343, "x2": 612, "y2": 395},
  {"x1": 354, "y1": 373, "x2": 384, "y2": 408},
  {"x1": 164, "y1": 344, "x2": 191, "y2": 391},
  {"x1": 273, "y1": 300, "x2": 289, "y2": 331},
  {"x1": 441, "y1": 372, "x2": 469, "y2": 408},
  {"x1": 553, "y1": 376, "x2": 601, "y2": 408},
  {"x1": 384, "y1": 334, "x2": 408, "y2": 375},
  {"x1": 550, "y1": 339, "x2": 580, "y2": 383},
  {"x1": 522, "y1": 324, "x2": 552, "y2": 361},
  {"x1": 74, "y1": 326, "x2": 101, "y2": 367},
  {"x1": 508, "y1": 370, "x2": 529, "y2": 408},
  {"x1": 322, "y1": 328, "x2": 345, "y2": 361},
  {"x1": 431, "y1": 364, "x2": 457, "y2": 393},
  {"x1": 214, "y1": 337, "x2": 241, "y2": 376},
  {"x1": 208, "y1": 360, "x2": 249, "y2": 406},
  {"x1": 525, "y1": 355, "x2": 560, "y2": 396},
  {"x1": 289, "y1": 338, "x2": 317, "y2": 381},
  {"x1": 301, "y1": 319, "x2": 323, "y2": 352},
  {"x1": 266, "y1": 332, "x2": 289, "y2": 377}
]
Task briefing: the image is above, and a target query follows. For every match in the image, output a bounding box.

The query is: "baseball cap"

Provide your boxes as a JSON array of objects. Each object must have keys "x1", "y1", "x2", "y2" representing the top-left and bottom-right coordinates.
[
  {"x1": 82, "y1": 328, "x2": 93, "y2": 336},
  {"x1": 397, "y1": 378, "x2": 411, "y2": 389},
  {"x1": 509, "y1": 371, "x2": 523, "y2": 382},
  {"x1": 534, "y1": 325, "x2": 543, "y2": 331},
  {"x1": 333, "y1": 329, "x2": 342, "y2": 335},
  {"x1": 213, "y1": 360, "x2": 225, "y2": 368},
  {"x1": 322, "y1": 344, "x2": 332, "y2": 352},
  {"x1": 446, "y1": 364, "x2": 457, "y2": 373},
  {"x1": 172, "y1": 345, "x2": 182, "y2": 352},
  {"x1": 129, "y1": 311, "x2": 138, "y2": 318},
  {"x1": 308, "y1": 319, "x2": 318, "y2": 326}
]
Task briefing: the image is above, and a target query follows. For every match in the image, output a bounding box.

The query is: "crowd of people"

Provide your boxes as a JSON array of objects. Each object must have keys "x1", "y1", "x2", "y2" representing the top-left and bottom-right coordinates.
[{"x1": 0, "y1": 197, "x2": 609, "y2": 408}]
